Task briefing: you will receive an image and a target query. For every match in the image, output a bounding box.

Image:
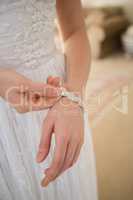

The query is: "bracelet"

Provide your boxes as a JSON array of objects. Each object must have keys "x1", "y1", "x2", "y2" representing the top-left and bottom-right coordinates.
[{"x1": 60, "y1": 87, "x2": 84, "y2": 110}]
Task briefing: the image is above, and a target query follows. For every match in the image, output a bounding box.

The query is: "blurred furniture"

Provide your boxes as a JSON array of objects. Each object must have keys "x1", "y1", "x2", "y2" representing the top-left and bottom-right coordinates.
[
  {"x1": 84, "y1": 6, "x2": 129, "y2": 59},
  {"x1": 122, "y1": 25, "x2": 133, "y2": 56}
]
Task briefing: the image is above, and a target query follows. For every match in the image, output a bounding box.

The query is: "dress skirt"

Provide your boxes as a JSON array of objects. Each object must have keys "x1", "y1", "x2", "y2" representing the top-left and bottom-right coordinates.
[{"x1": 0, "y1": 52, "x2": 98, "y2": 200}]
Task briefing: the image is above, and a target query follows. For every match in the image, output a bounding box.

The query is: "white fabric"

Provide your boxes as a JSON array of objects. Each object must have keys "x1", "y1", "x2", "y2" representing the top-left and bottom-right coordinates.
[{"x1": 0, "y1": 0, "x2": 98, "y2": 200}]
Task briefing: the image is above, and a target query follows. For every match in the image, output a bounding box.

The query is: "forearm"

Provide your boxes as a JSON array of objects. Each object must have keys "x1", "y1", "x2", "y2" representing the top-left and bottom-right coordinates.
[{"x1": 64, "y1": 26, "x2": 91, "y2": 95}]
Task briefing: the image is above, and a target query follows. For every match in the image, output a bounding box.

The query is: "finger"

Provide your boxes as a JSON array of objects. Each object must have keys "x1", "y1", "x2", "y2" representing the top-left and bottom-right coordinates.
[
  {"x1": 44, "y1": 142, "x2": 70, "y2": 181},
  {"x1": 42, "y1": 142, "x2": 79, "y2": 187},
  {"x1": 27, "y1": 94, "x2": 60, "y2": 112},
  {"x1": 60, "y1": 143, "x2": 81, "y2": 175},
  {"x1": 8, "y1": 92, "x2": 23, "y2": 108},
  {"x1": 14, "y1": 92, "x2": 30, "y2": 113},
  {"x1": 49, "y1": 77, "x2": 62, "y2": 87},
  {"x1": 60, "y1": 142, "x2": 79, "y2": 174},
  {"x1": 36, "y1": 115, "x2": 54, "y2": 163},
  {"x1": 28, "y1": 82, "x2": 61, "y2": 98},
  {"x1": 71, "y1": 143, "x2": 82, "y2": 165},
  {"x1": 55, "y1": 77, "x2": 63, "y2": 87},
  {"x1": 47, "y1": 76, "x2": 68, "y2": 90},
  {"x1": 41, "y1": 135, "x2": 68, "y2": 187},
  {"x1": 47, "y1": 76, "x2": 54, "y2": 85},
  {"x1": 26, "y1": 81, "x2": 46, "y2": 93},
  {"x1": 15, "y1": 95, "x2": 60, "y2": 113},
  {"x1": 7, "y1": 81, "x2": 60, "y2": 113}
]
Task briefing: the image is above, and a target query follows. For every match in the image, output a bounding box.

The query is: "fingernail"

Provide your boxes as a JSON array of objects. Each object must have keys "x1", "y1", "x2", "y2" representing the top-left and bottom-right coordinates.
[
  {"x1": 36, "y1": 152, "x2": 44, "y2": 163},
  {"x1": 41, "y1": 177, "x2": 50, "y2": 187}
]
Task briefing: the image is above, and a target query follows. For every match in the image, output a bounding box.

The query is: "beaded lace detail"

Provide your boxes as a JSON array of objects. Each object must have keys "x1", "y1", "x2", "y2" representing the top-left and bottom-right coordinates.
[
  {"x1": 0, "y1": 2, "x2": 98, "y2": 200},
  {"x1": 0, "y1": 0, "x2": 56, "y2": 69}
]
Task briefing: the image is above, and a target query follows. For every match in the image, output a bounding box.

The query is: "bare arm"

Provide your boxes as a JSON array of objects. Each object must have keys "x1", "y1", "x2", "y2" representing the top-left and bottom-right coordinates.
[
  {"x1": 37, "y1": 0, "x2": 90, "y2": 187},
  {"x1": 56, "y1": 0, "x2": 91, "y2": 94}
]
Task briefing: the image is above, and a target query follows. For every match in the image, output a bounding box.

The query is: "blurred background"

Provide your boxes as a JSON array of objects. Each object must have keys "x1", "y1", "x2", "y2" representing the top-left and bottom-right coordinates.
[{"x1": 55, "y1": 1, "x2": 133, "y2": 200}]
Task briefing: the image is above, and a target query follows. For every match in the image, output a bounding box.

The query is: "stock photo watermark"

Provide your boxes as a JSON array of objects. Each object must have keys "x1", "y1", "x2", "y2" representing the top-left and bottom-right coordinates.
[
  {"x1": 4, "y1": 84, "x2": 129, "y2": 118},
  {"x1": 85, "y1": 85, "x2": 129, "y2": 127}
]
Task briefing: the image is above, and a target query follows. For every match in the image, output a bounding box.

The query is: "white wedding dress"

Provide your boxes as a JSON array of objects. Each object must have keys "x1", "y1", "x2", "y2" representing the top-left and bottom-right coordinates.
[{"x1": 0, "y1": 0, "x2": 98, "y2": 200}]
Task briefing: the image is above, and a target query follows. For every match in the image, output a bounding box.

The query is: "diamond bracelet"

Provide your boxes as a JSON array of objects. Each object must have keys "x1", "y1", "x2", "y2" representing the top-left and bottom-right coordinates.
[{"x1": 60, "y1": 87, "x2": 84, "y2": 110}]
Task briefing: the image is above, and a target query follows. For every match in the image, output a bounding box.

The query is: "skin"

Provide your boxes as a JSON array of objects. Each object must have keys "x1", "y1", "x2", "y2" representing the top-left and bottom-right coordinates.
[
  {"x1": 0, "y1": 69, "x2": 61, "y2": 113},
  {"x1": 0, "y1": 0, "x2": 91, "y2": 188},
  {"x1": 37, "y1": 0, "x2": 91, "y2": 187}
]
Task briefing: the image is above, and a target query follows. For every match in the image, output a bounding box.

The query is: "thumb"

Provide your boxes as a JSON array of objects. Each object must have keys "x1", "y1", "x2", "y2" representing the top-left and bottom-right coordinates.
[
  {"x1": 36, "y1": 116, "x2": 54, "y2": 163},
  {"x1": 47, "y1": 76, "x2": 68, "y2": 89},
  {"x1": 47, "y1": 76, "x2": 62, "y2": 87}
]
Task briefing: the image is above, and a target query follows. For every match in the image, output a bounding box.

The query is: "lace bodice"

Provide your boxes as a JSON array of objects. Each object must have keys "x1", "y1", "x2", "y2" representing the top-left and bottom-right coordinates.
[{"x1": 0, "y1": 0, "x2": 59, "y2": 70}]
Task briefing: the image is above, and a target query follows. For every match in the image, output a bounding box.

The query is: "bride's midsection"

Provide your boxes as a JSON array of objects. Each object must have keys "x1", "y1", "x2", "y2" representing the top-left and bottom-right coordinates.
[
  {"x1": 0, "y1": 0, "x2": 59, "y2": 75},
  {"x1": 0, "y1": 24, "x2": 57, "y2": 72},
  {"x1": 15, "y1": 50, "x2": 66, "y2": 83},
  {"x1": 0, "y1": 11, "x2": 66, "y2": 81}
]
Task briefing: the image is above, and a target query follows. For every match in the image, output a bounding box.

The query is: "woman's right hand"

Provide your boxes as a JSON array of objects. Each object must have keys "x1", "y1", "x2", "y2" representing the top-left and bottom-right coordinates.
[{"x1": 0, "y1": 69, "x2": 61, "y2": 113}]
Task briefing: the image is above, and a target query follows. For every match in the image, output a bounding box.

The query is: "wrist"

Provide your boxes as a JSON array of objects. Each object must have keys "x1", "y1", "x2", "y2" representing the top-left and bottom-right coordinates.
[
  {"x1": 52, "y1": 97, "x2": 83, "y2": 118},
  {"x1": 65, "y1": 84, "x2": 82, "y2": 96},
  {"x1": 58, "y1": 86, "x2": 84, "y2": 113},
  {"x1": 61, "y1": 81, "x2": 85, "y2": 98}
]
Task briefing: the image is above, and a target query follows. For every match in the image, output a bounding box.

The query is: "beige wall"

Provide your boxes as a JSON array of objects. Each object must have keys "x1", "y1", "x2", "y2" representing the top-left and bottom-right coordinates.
[
  {"x1": 88, "y1": 57, "x2": 133, "y2": 200},
  {"x1": 92, "y1": 85, "x2": 133, "y2": 200}
]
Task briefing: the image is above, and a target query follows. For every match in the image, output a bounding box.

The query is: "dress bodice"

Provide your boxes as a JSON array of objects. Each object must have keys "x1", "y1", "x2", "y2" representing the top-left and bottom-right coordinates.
[{"x1": 0, "y1": 0, "x2": 58, "y2": 70}]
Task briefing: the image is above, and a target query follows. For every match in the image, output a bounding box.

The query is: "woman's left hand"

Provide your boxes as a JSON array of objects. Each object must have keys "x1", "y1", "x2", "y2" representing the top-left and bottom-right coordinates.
[{"x1": 36, "y1": 90, "x2": 84, "y2": 187}]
